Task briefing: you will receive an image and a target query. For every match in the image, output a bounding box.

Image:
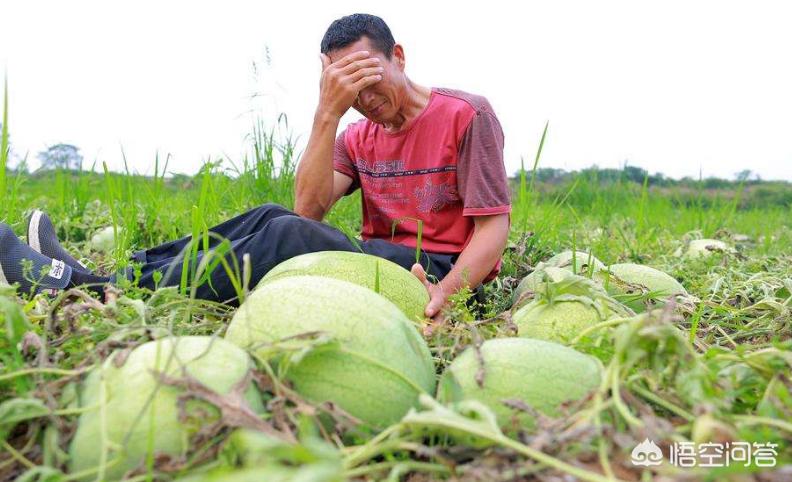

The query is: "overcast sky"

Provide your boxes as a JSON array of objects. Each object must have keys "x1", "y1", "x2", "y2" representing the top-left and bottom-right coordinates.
[{"x1": 2, "y1": 0, "x2": 791, "y2": 180}]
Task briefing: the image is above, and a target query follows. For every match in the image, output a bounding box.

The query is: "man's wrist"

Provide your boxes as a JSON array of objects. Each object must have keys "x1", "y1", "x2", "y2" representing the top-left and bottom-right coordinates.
[{"x1": 314, "y1": 108, "x2": 342, "y2": 125}]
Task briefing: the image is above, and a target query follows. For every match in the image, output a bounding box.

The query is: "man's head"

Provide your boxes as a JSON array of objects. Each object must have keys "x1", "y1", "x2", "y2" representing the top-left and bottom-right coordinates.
[{"x1": 320, "y1": 14, "x2": 410, "y2": 124}]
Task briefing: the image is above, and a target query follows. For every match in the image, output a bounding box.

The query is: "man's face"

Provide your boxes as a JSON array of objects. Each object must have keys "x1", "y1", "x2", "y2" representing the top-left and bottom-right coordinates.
[{"x1": 327, "y1": 36, "x2": 406, "y2": 124}]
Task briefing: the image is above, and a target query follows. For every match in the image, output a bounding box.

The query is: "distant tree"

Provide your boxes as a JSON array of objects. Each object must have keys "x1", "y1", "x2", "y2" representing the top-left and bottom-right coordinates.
[
  {"x1": 622, "y1": 165, "x2": 649, "y2": 184},
  {"x1": 703, "y1": 177, "x2": 730, "y2": 189},
  {"x1": 648, "y1": 172, "x2": 667, "y2": 186},
  {"x1": 37, "y1": 143, "x2": 83, "y2": 171},
  {"x1": 734, "y1": 169, "x2": 753, "y2": 183},
  {"x1": 534, "y1": 167, "x2": 567, "y2": 183}
]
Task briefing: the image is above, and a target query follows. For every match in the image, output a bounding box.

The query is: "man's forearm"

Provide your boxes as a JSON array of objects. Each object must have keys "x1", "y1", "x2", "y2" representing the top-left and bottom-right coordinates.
[
  {"x1": 294, "y1": 110, "x2": 340, "y2": 220},
  {"x1": 437, "y1": 214, "x2": 510, "y2": 298}
]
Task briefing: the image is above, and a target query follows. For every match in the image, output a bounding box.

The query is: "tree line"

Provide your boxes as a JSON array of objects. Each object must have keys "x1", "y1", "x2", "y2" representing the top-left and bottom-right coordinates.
[{"x1": 513, "y1": 165, "x2": 782, "y2": 189}]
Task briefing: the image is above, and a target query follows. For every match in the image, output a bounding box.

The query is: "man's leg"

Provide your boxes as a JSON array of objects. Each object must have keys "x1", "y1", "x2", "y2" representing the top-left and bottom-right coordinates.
[
  {"x1": 132, "y1": 203, "x2": 297, "y2": 264},
  {"x1": 135, "y1": 215, "x2": 364, "y2": 305}
]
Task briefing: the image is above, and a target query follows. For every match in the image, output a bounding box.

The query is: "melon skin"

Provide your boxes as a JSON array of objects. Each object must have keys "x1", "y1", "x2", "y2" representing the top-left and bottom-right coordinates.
[
  {"x1": 545, "y1": 250, "x2": 606, "y2": 273},
  {"x1": 437, "y1": 338, "x2": 601, "y2": 429},
  {"x1": 514, "y1": 299, "x2": 608, "y2": 343},
  {"x1": 512, "y1": 251, "x2": 605, "y2": 308},
  {"x1": 676, "y1": 239, "x2": 731, "y2": 259},
  {"x1": 260, "y1": 251, "x2": 429, "y2": 321},
  {"x1": 69, "y1": 337, "x2": 263, "y2": 481},
  {"x1": 225, "y1": 275, "x2": 436, "y2": 427},
  {"x1": 174, "y1": 429, "x2": 343, "y2": 482},
  {"x1": 89, "y1": 226, "x2": 122, "y2": 252},
  {"x1": 176, "y1": 467, "x2": 334, "y2": 482},
  {"x1": 512, "y1": 267, "x2": 575, "y2": 309},
  {"x1": 595, "y1": 263, "x2": 687, "y2": 312}
]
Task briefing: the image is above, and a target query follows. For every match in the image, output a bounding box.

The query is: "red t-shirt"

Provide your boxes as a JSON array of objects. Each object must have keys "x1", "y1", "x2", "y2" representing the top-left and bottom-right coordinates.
[{"x1": 333, "y1": 87, "x2": 512, "y2": 282}]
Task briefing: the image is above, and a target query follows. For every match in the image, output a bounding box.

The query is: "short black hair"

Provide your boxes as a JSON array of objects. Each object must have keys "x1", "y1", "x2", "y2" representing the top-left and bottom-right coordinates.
[{"x1": 320, "y1": 14, "x2": 395, "y2": 59}]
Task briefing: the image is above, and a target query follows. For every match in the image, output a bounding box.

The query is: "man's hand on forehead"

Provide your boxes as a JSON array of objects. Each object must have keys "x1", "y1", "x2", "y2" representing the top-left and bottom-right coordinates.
[
  {"x1": 328, "y1": 49, "x2": 372, "y2": 63},
  {"x1": 317, "y1": 50, "x2": 384, "y2": 119},
  {"x1": 322, "y1": 50, "x2": 381, "y2": 75}
]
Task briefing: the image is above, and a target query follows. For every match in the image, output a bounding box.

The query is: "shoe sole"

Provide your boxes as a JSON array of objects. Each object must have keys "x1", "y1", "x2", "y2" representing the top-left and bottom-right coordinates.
[
  {"x1": 27, "y1": 210, "x2": 88, "y2": 270},
  {"x1": 28, "y1": 210, "x2": 43, "y2": 254}
]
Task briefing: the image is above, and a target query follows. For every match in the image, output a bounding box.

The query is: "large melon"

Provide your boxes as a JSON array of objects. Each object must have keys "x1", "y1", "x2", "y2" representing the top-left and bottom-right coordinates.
[
  {"x1": 69, "y1": 337, "x2": 263, "y2": 481},
  {"x1": 595, "y1": 263, "x2": 687, "y2": 312},
  {"x1": 226, "y1": 275, "x2": 435, "y2": 427},
  {"x1": 259, "y1": 251, "x2": 429, "y2": 321},
  {"x1": 437, "y1": 338, "x2": 601, "y2": 429}
]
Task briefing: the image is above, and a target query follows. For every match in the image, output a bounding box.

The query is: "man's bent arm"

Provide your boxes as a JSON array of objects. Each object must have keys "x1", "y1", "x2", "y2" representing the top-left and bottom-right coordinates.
[
  {"x1": 438, "y1": 213, "x2": 510, "y2": 298},
  {"x1": 296, "y1": 50, "x2": 383, "y2": 221},
  {"x1": 294, "y1": 111, "x2": 340, "y2": 221}
]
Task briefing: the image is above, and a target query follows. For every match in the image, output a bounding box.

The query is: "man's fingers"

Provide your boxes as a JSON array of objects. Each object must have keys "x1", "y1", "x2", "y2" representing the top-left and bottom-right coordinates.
[
  {"x1": 334, "y1": 50, "x2": 372, "y2": 68},
  {"x1": 346, "y1": 66, "x2": 385, "y2": 83},
  {"x1": 319, "y1": 53, "x2": 331, "y2": 70},
  {"x1": 338, "y1": 57, "x2": 381, "y2": 75},
  {"x1": 425, "y1": 301, "x2": 438, "y2": 317},
  {"x1": 352, "y1": 74, "x2": 382, "y2": 92},
  {"x1": 426, "y1": 296, "x2": 448, "y2": 319},
  {"x1": 411, "y1": 263, "x2": 428, "y2": 285}
]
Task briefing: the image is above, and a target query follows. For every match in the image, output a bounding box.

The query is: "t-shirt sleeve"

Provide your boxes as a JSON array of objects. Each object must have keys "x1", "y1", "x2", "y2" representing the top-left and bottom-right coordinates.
[
  {"x1": 456, "y1": 109, "x2": 512, "y2": 216},
  {"x1": 332, "y1": 129, "x2": 360, "y2": 196}
]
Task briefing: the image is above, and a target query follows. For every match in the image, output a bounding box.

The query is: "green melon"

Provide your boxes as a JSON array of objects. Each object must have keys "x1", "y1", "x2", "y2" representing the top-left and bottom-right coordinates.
[
  {"x1": 512, "y1": 266, "x2": 575, "y2": 309},
  {"x1": 545, "y1": 250, "x2": 606, "y2": 273},
  {"x1": 174, "y1": 429, "x2": 343, "y2": 482},
  {"x1": 260, "y1": 251, "x2": 429, "y2": 321},
  {"x1": 69, "y1": 337, "x2": 263, "y2": 481},
  {"x1": 89, "y1": 226, "x2": 122, "y2": 252},
  {"x1": 176, "y1": 467, "x2": 336, "y2": 482},
  {"x1": 514, "y1": 298, "x2": 610, "y2": 343},
  {"x1": 437, "y1": 338, "x2": 601, "y2": 429},
  {"x1": 595, "y1": 263, "x2": 687, "y2": 312},
  {"x1": 226, "y1": 275, "x2": 435, "y2": 427},
  {"x1": 513, "y1": 271, "x2": 630, "y2": 343},
  {"x1": 675, "y1": 239, "x2": 732, "y2": 259},
  {"x1": 512, "y1": 251, "x2": 606, "y2": 308}
]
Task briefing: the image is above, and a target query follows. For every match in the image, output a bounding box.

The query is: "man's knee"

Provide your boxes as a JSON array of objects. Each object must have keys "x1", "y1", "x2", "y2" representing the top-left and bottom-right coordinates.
[
  {"x1": 258, "y1": 202, "x2": 294, "y2": 217},
  {"x1": 263, "y1": 215, "x2": 354, "y2": 258},
  {"x1": 264, "y1": 214, "x2": 312, "y2": 234}
]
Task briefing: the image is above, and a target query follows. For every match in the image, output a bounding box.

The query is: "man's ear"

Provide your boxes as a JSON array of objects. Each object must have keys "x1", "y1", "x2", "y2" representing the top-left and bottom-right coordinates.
[{"x1": 392, "y1": 44, "x2": 406, "y2": 71}]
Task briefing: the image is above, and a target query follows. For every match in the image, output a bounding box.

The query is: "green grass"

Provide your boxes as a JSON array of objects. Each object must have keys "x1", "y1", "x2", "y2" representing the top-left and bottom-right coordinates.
[
  {"x1": 0, "y1": 75, "x2": 9, "y2": 220},
  {"x1": 0, "y1": 111, "x2": 790, "y2": 481}
]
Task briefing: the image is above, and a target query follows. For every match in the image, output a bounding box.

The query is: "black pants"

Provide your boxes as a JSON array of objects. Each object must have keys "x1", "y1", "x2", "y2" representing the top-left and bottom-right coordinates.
[{"x1": 129, "y1": 203, "x2": 461, "y2": 305}]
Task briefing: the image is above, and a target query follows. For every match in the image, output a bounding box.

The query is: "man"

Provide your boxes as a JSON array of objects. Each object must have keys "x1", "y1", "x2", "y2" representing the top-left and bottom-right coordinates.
[{"x1": 0, "y1": 13, "x2": 511, "y2": 319}]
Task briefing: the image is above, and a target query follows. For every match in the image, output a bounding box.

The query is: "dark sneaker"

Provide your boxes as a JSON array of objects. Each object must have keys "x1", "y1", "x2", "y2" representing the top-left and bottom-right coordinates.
[
  {"x1": 27, "y1": 209, "x2": 88, "y2": 271},
  {"x1": 1, "y1": 223, "x2": 73, "y2": 295}
]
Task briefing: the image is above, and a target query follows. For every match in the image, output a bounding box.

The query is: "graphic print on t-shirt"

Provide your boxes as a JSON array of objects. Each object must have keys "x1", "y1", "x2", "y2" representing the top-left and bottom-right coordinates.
[
  {"x1": 353, "y1": 155, "x2": 461, "y2": 220},
  {"x1": 413, "y1": 176, "x2": 460, "y2": 213}
]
